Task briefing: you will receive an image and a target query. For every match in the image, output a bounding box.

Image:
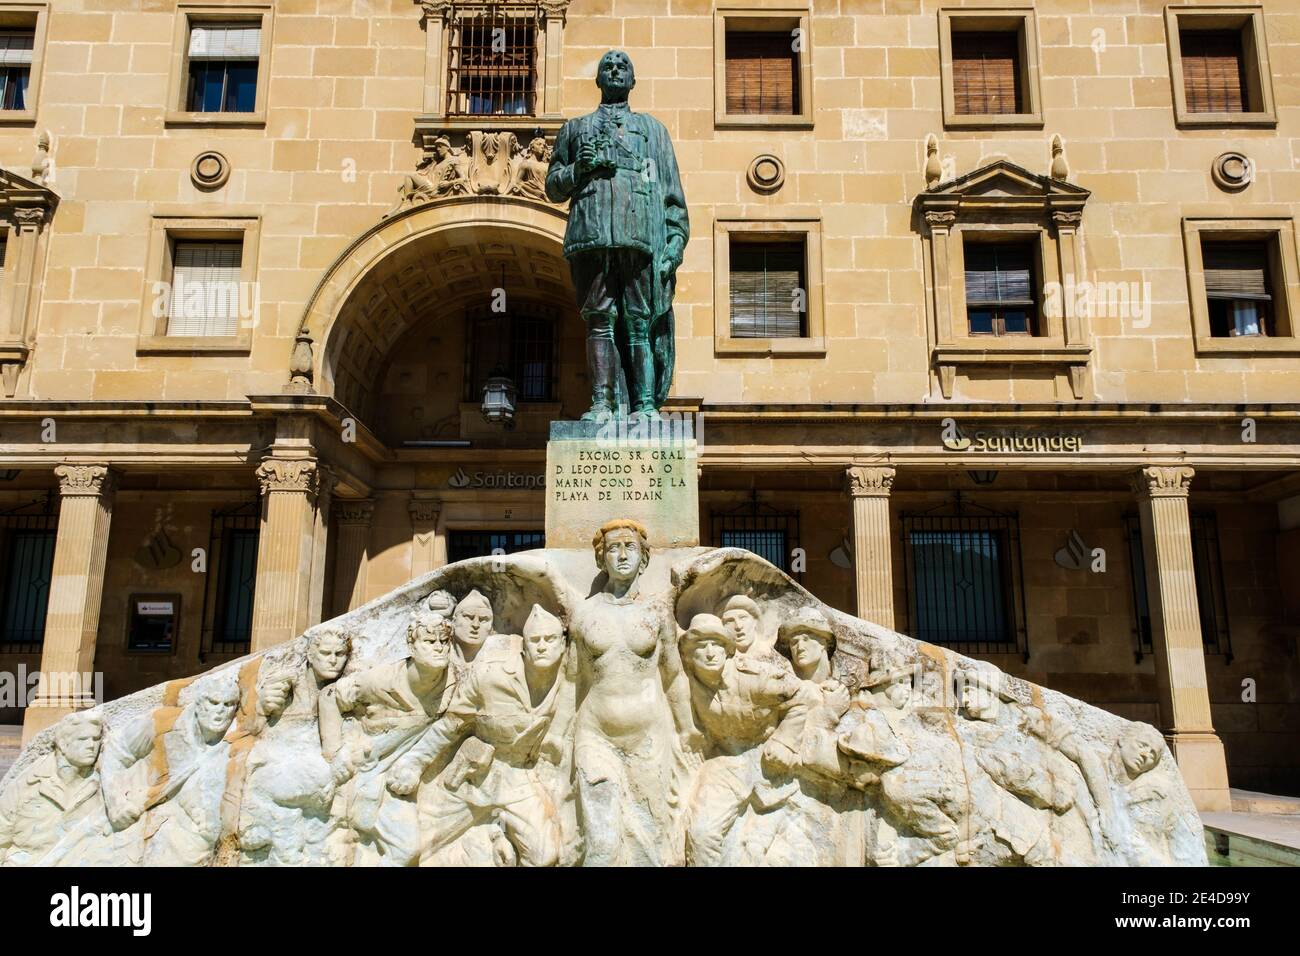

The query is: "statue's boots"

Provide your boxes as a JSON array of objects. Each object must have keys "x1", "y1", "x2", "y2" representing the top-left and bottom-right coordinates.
[
  {"x1": 581, "y1": 313, "x2": 619, "y2": 422},
  {"x1": 626, "y1": 318, "x2": 659, "y2": 422}
]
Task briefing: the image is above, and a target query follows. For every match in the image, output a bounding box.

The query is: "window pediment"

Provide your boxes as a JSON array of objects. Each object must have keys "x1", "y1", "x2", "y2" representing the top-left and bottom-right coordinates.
[{"x1": 918, "y1": 159, "x2": 1088, "y2": 222}]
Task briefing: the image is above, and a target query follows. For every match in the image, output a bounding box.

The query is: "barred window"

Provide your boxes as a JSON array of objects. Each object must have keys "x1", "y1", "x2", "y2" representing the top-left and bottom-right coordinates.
[
  {"x1": 712, "y1": 498, "x2": 800, "y2": 577},
  {"x1": 1125, "y1": 512, "x2": 1232, "y2": 661},
  {"x1": 0, "y1": 502, "x2": 57, "y2": 653},
  {"x1": 465, "y1": 304, "x2": 557, "y2": 403},
  {"x1": 448, "y1": 530, "x2": 544, "y2": 564},
  {"x1": 446, "y1": 4, "x2": 539, "y2": 117},
  {"x1": 200, "y1": 502, "x2": 259, "y2": 658},
  {"x1": 901, "y1": 502, "x2": 1027, "y2": 658}
]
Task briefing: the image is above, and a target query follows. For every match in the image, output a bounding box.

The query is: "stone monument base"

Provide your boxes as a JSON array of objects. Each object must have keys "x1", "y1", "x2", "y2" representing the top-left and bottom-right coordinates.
[{"x1": 545, "y1": 417, "x2": 698, "y2": 548}]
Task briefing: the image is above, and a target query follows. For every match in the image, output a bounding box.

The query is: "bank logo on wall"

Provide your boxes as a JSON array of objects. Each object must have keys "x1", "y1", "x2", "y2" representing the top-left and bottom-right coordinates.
[{"x1": 447, "y1": 466, "x2": 545, "y2": 490}]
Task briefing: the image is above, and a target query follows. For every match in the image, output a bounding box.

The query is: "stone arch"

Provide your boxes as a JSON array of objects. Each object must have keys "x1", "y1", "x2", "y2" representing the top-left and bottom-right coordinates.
[{"x1": 297, "y1": 196, "x2": 572, "y2": 422}]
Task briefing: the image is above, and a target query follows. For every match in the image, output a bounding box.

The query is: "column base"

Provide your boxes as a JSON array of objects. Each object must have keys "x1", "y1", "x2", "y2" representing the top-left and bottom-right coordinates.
[{"x1": 1166, "y1": 731, "x2": 1231, "y2": 812}]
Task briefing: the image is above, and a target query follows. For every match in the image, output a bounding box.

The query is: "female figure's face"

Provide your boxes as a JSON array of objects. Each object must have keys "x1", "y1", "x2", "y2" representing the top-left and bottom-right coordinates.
[{"x1": 602, "y1": 528, "x2": 643, "y2": 585}]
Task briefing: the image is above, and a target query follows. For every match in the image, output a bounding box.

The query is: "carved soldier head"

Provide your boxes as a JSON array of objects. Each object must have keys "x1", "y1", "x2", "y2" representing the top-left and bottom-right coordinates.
[
  {"x1": 777, "y1": 607, "x2": 836, "y2": 682},
  {"x1": 523, "y1": 604, "x2": 566, "y2": 671},
  {"x1": 719, "y1": 595, "x2": 761, "y2": 653},
  {"x1": 55, "y1": 711, "x2": 103, "y2": 771},
  {"x1": 306, "y1": 629, "x2": 351, "y2": 683},
  {"x1": 527, "y1": 136, "x2": 548, "y2": 160},
  {"x1": 196, "y1": 676, "x2": 241, "y2": 743},
  {"x1": 431, "y1": 136, "x2": 453, "y2": 160},
  {"x1": 1117, "y1": 724, "x2": 1164, "y2": 780},
  {"x1": 452, "y1": 589, "x2": 495, "y2": 657},
  {"x1": 593, "y1": 518, "x2": 650, "y2": 584},
  {"x1": 681, "y1": 614, "x2": 733, "y2": 688},
  {"x1": 408, "y1": 610, "x2": 454, "y2": 672},
  {"x1": 596, "y1": 50, "x2": 635, "y2": 103}
]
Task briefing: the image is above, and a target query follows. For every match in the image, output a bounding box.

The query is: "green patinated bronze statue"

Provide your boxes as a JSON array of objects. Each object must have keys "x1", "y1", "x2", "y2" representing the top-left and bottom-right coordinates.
[{"x1": 546, "y1": 50, "x2": 689, "y2": 422}]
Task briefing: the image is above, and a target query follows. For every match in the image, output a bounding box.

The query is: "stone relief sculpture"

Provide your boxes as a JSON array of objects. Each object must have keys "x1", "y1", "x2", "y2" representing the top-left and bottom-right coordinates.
[
  {"x1": 1, "y1": 519, "x2": 1208, "y2": 867},
  {"x1": 383, "y1": 132, "x2": 560, "y2": 219}
]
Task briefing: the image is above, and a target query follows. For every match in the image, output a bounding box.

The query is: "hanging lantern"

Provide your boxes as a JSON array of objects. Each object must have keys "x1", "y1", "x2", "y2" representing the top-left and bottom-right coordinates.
[{"x1": 481, "y1": 372, "x2": 517, "y2": 426}]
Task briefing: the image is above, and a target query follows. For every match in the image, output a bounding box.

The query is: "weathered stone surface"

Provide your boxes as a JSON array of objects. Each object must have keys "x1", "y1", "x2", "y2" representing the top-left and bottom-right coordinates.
[{"x1": 1, "y1": 519, "x2": 1206, "y2": 867}]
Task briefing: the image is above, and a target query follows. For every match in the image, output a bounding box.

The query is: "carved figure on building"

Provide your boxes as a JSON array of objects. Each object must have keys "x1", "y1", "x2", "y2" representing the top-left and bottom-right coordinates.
[
  {"x1": 508, "y1": 136, "x2": 553, "y2": 201},
  {"x1": 1, "y1": 524, "x2": 1208, "y2": 868},
  {"x1": 385, "y1": 136, "x2": 471, "y2": 218}
]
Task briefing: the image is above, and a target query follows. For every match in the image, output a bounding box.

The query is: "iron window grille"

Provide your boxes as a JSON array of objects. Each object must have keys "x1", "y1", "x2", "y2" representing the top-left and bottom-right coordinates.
[
  {"x1": 901, "y1": 496, "x2": 1028, "y2": 660},
  {"x1": 447, "y1": 530, "x2": 544, "y2": 564},
  {"x1": 0, "y1": 496, "x2": 58, "y2": 654},
  {"x1": 445, "y1": 3, "x2": 540, "y2": 117},
  {"x1": 465, "y1": 303, "x2": 558, "y2": 403},
  {"x1": 711, "y1": 494, "x2": 801, "y2": 579},
  {"x1": 200, "y1": 500, "x2": 260, "y2": 659},
  {"x1": 1124, "y1": 512, "x2": 1233, "y2": 663}
]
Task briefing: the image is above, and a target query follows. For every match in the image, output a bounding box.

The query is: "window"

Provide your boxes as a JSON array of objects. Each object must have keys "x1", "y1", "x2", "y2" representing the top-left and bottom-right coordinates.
[
  {"x1": 938, "y1": 8, "x2": 1042, "y2": 129},
  {"x1": 465, "y1": 305, "x2": 557, "y2": 403},
  {"x1": 901, "y1": 504, "x2": 1027, "y2": 658},
  {"x1": 1125, "y1": 513, "x2": 1232, "y2": 660},
  {"x1": 951, "y1": 32, "x2": 1019, "y2": 115},
  {"x1": 168, "y1": 5, "x2": 272, "y2": 125},
  {"x1": 1202, "y1": 241, "x2": 1272, "y2": 337},
  {"x1": 712, "y1": 498, "x2": 800, "y2": 577},
  {"x1": 713, "y1": 217, "x2": 824, "y2": 355},
  {"x1": 714, "y1": 8, "x2": 813, "y2": 128},
  {"x1": 447, "y1": 530, "x2": 544, "y2": 564},
  {"x1": 167, "y1": 240, "x2": 243, "y2": 337},
  {"x1": 0, "y1": 30, "x2": 32, "y2": 111},
  {"x1": 0, "y1": 509, "x2": 55, "y2": 653},
  {"x1": 1166, "y1": 6, "x2": 1275, "y2": 128},
  {"x1": 446, "y1": 7, "x2": 538, "y2": 116},
  {"x1": 729, "y1": 238, "x2": 806, "y2": 339},
  {"x1": 725, "y1": 31, "x2": 798, "y2": 116},
  {"x1": 139, "y1": 216, "x2": 260, "y2": 353},
  {"x1": 1182, "y1": 218, "x2": 1299, "y2": 354},
  {"x1": 200, "y1": 502, "x2": 258, "y2": 658},
  {"x1": 963, "y1": 240, "x2": 1038, "y2": 336},
  {"x1": 185, "y1": 23, "x2": 259, "y2": 113}
]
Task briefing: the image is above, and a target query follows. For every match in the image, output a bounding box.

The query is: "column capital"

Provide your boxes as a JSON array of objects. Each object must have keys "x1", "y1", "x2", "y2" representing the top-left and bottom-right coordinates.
[
  {"x1": 409, "y1": 497, "x2": 440, "y2": 524},
  {"x1": 335, "y1": 498, "x2": 375, "y2": 525},
  {"x1": 53, "y1": 463, "x2": 117, "y2": 498},
  {"x1": 1132, "y1": 465, "x2": 1194, "y2": 499},
  {"x1": 846, "y1": 465, "x2": 896, "y2": 498},
  {"x1": 256, "y1": 457, "x2": 319, "y2": 496}
]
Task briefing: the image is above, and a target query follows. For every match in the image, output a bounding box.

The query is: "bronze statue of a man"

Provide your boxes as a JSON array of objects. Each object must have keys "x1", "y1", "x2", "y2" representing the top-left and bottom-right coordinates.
[{"x1": 546, "y1": 50, "x2": 689, "y2": 422}]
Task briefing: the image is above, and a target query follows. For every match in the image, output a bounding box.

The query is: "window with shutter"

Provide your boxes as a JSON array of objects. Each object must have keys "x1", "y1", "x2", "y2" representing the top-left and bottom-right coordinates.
[
  {"x1": 0, "y1": 30, "x2": 33, "y2": 111},
  {"x1": 1202, "y1": 241, "x2": 1273, "y2": 337},
  {"x1": 729, "y1": 238, "x2": 807, "y2": 339},
  {"x1": 446, "y1": 5, "x2": 539, "y2": 116},
  {"x1": 466, "y1": 304, "x2": 556, "y2": 402},
  {"x1": 186, "y1": 22, "x2": 260, "y2": 112},
  {"x1": 725, "y1": 31, "x2": 798, "y2": 115},
  {"x1": 951, "y1": 31, "x2": 1020, "y2": 115},
  {"x1": 1180, "y1": 30, "x2": 1247, "y2": 114},
  {"x1": 964, "y1": 241, "x2": 1037, "y2": 336},
  {"x1": 167, "y1": 240, "x2": 244, "y2": 337}
]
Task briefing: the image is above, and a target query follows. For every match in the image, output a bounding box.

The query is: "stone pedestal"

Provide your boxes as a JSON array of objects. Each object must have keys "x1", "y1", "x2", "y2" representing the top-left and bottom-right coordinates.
[
  {"x1": 1132, "y1": 465, "x2": 1231, "y2": 812},
  {"x1": 545, "y1": 419, "x2": 699, "y2": 549},
  {"x1": 23, "y1": 464, "x2": 117, "y2": 743}
]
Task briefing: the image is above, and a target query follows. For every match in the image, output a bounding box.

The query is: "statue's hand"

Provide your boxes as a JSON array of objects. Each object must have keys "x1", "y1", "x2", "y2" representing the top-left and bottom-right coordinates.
[{"x1": 386, "y1": 756, "x2": 423, "y2": 796}]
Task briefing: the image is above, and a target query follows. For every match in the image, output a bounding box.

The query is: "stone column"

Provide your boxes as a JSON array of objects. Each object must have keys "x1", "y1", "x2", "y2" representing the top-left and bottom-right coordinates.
[
  {"x1": 251, "y1": 458, "x2": 320, "y2": 653},
  {"x1": 23, "y1": 464, "x2": 117, "y2": 742},
  {"x1": 846, "y1": 466, "x2": 896, "y2": 629},
  {"x1": 1132, "y1": 465, "x2": 1231, "y2": 811},
  {"x1": 332, "y1": 499, "x2": 374, "y2": 616},
  {"x1": 409, "y1": 497, "x2": 443, "y2": 580},
  {"x1": 306, "y1": 465, "x2": 336, "y2": 628}
]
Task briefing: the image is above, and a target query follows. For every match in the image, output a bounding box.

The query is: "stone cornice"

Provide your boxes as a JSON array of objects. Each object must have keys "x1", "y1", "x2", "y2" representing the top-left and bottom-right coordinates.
[{"x1": 53, "y1": 463, "x2": 116, "y2": 498}]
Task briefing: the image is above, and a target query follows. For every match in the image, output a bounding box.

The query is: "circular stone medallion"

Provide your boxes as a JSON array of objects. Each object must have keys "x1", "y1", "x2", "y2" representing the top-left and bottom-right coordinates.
[
  {"x1": 191, "y1": 150, "x2": 231, "y2": 190},
  {"x1": 746, "y1": 154, "x2": 786, "y2": 193}
]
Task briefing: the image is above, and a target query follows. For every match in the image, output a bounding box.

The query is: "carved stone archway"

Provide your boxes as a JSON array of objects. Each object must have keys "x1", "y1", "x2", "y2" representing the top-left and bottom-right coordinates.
[{"x1": 292, "y1": 196, "x2": 571, "y2": 423}]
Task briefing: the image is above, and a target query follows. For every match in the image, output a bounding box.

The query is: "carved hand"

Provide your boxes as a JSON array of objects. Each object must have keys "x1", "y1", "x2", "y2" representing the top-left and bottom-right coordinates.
[
  {"x1": 258, "y1": 677, "x2": 292, "y2": 717},
  {"x1": 760, "y1": 737, "x2": 800, "y2": 777}
]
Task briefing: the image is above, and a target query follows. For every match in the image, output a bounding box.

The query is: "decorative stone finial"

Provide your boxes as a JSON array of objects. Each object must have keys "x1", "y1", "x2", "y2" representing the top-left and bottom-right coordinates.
[
  {"x1": 924, "y1": 134, "x2": 942, "y2": 189},
  {"x1": 1050, "y1": 134, "x2": 1069, "y2": 181}
]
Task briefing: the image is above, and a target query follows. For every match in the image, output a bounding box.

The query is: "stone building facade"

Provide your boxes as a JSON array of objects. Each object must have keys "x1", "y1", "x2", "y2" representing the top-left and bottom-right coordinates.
[{"x1": 0, "y1": 0, "x2": 1297, "y2": 809}]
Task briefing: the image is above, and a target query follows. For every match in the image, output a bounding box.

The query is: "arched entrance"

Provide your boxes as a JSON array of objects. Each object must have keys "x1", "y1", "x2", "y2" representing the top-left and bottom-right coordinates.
[{"x1": 298, "y1": 196, "x2": 578, "y2": 439}]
